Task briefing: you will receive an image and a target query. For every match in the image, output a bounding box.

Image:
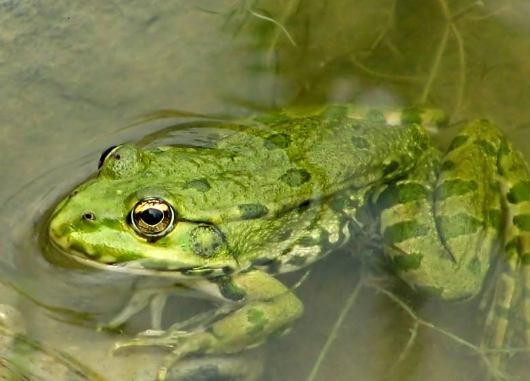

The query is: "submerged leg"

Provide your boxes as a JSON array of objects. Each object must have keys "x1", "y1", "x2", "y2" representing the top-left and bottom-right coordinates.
[
  {"x1": 103, "y1": 278, "x2": 176, "y2": 330},
  {"x1": 374, "y1": 120, "x2": 530, "y2": 370},
  {"x1": 481, "y1": 132, "x2": 530, "y2": 369},
  {"x1": 112, "y1": 270, "x2": 303, "y2": 381}
]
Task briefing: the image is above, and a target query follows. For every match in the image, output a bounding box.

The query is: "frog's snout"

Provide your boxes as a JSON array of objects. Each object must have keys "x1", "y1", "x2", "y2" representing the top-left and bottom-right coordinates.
[
  {"x1": 48, "y1": 215, "x2": 70, "y2": 252},
  {"x1": 48, "y1": 203, "x2": 88, "y2": 251}
]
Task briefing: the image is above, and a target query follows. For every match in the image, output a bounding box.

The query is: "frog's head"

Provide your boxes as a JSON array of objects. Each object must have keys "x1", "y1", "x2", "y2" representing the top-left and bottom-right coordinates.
[{"x1": 48, "y1": 144, "x2": 238, "y2": 277}]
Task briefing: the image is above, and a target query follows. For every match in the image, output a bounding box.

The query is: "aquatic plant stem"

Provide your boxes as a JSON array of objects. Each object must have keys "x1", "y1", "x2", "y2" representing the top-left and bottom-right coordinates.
[
  {"x1": 305, "y1": 278, "x2": 364, "y2": 381},
  {"x1": 263, "y1": 0, "x2": 300, "y2": 68},
  {"x1": 349, "y1": 55, "x2": 420, "y2": 83},
  {"x1": 246, "y1": 0, "x2": 297, "y2": 49},
  {"x1": 369, "y1": 283, "x2": 507, "y2": 380},
  {"x1": 450, "y1": 22, "x2": 466, "y2": 115},
  {"x1": 420, "y1": 23, "x2": 450, "y2": 104}
]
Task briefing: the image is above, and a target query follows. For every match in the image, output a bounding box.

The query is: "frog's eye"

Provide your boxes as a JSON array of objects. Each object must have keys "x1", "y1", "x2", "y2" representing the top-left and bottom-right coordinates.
[
  {"x1": 98, "y1": 145, "x2": 122, "y2": 170},
  {"x1": 130, "y1": 198, "x2": 176, "y2": 238}
]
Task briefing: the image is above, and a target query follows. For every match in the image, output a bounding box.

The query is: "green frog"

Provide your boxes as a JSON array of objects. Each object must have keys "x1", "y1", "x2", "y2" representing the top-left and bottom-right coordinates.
[{"x1": 47, "y1": 105, "x2": 530, "y2": 380}]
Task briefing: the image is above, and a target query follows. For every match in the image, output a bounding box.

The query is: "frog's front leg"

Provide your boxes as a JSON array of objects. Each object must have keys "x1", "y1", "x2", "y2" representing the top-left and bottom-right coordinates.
[
  {"x1": 114, "y1": 270, "x2": 303, "y2": 381},
  {"x1": 103, "y1": 277, "x2": 177, "y2": 331}
]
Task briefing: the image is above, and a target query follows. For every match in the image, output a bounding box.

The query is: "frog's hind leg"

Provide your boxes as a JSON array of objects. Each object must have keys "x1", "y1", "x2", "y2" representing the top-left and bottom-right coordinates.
[
  {"x1": 375, "y1": 119, "x2": 530, "y2": 376},
  {"x1": 481, "y1": 135, "x2": 530, "y2": 372},
  {"x1": 377, "y1": 120, "x2": 506, "y2": 300},
  {"x1": 481, "y1": 250, "x2": 520, "y2": 375}
]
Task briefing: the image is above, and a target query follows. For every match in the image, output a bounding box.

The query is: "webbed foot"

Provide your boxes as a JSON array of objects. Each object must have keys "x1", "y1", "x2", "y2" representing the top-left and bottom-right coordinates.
[{"x1": 109, "y1": 270, "x2": 303, "y2": 380}]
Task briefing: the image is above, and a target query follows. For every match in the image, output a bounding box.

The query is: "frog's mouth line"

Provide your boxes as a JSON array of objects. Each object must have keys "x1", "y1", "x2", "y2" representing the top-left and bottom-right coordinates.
[{"x1": 47, "y1": 234, "x2": 228, "y2": 279}]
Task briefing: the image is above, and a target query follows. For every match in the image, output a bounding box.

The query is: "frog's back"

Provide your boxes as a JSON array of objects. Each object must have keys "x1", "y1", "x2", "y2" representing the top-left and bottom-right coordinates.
[
  {"x1": 251, "y1": 108, "x2": 429, "y2": 187},
  {"x1": 222, "y1": 106, "x2": 434, "y2": 197},
  {"x1": 140, "y1": 105, "x2": 438, "y2": 222}
]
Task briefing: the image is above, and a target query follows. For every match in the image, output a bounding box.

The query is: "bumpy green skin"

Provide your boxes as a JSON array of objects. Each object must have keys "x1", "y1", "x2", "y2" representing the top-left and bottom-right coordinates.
[{"x1": 48, "y1": 105, "x2": 530, "y2": 379}]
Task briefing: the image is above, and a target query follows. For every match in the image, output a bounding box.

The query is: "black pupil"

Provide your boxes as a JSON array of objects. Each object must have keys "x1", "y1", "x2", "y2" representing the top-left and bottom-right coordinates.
[{"x1": 140, "y1": 208, "x2": 164, "y2": 226}]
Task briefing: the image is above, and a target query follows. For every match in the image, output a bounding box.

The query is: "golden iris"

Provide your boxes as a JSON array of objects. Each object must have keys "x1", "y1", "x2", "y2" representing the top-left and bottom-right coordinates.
[{"x1": 130, "y1": 198, "x2": 175, "y2": 238}]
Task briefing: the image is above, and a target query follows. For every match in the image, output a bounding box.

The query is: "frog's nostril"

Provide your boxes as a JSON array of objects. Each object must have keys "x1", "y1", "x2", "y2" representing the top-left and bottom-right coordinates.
[{"x1": 82, "y1": 212, "x2": 96, "y2": 221}]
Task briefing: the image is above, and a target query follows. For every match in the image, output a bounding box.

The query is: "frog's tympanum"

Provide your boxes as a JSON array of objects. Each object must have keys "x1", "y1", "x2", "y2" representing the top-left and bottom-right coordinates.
[{"x1": 48, "y1": 105, "x2": 530, "y2": 380}]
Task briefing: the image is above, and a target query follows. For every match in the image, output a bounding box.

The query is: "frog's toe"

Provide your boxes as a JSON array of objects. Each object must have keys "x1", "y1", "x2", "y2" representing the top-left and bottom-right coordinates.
[
  {"x1": 154, "y1": 332, "x2": 219, "y2": 380},
  {"x1": 111, "y1": 329, "x2": 219, "y2": 371},
  {"x1": 137, "y1": 328, "x2": 170, "y2": 338},
  {"x1": 111, "y1": 330, "x2": 191, "y2": 354},
  {"x1": 157, "y1": 338, "x2": 210, "y2": 381}
]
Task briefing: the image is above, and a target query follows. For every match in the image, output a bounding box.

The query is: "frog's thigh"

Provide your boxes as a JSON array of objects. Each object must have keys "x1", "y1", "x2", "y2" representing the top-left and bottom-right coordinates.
[
  {"x1": 381, "y1": 120, "x2": 530, "y2": 301},
  {"x1": 207, "y1": 270, "x2": 304, "y2": 353}
]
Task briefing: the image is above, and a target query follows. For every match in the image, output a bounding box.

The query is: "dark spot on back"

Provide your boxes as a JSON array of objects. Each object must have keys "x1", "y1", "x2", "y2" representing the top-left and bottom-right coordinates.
[
  {"x1": 264, "y1": 133, "x2": 292, "y2": 150},
  {"x1": 351, "y1": 136, "x2": 370, "y2": 149},
  {"x1": 238, "y1": 204, "x2": 269, "y2": 219},
  {"x1": 365, "y1": 109, "x2": 385, "y2": 123},
  {"x1": 281, "y1": 168, "x2": 311, "y2": 187},
  {"x1": 274, "y1": 228, "x2": 293, "y2": 241},
  {"x1": 475, "y1": 139, "x2": 497, "y2": 157},
  {"x1": 184, "y1": 178, "x2": 211, "y2": 192},
  {"x1": 348, "y1": 121, "x2": 362, "y2": 130}
]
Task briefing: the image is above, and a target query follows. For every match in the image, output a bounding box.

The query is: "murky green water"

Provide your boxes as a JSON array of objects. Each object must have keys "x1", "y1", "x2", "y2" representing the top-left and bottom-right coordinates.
[{"x1": 1, "y1": 0, "x2": 530, "y2": 380}]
